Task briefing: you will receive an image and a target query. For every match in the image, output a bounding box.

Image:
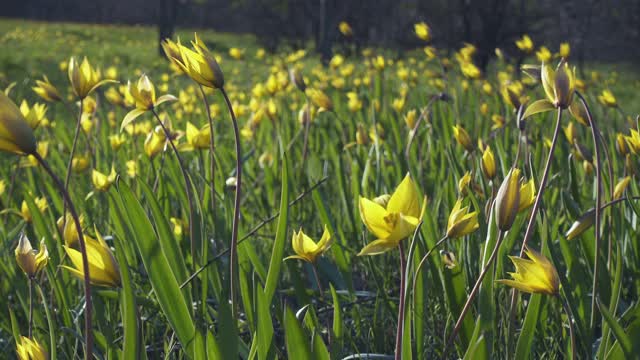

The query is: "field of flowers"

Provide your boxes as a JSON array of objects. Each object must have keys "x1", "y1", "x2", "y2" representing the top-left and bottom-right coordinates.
[{"x1": 1, "y1": 18, "x2": 640, "y2": 359}]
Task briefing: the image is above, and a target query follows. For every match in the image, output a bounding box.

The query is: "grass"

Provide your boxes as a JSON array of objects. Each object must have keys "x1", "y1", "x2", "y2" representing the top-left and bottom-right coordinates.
[{"x1": 1, "y1": 17, "x2": 640, "y2": 359}]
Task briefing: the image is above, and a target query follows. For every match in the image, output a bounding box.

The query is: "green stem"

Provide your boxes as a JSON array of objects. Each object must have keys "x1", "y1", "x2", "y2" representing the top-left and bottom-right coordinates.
[
  {"x1": 34, "y1": 152, "x2": 93, "y2": 360},
  {"x1": 198, "y1": 85, "x2": 217, "y2": 226},
  {"x1": 395, "y1": 242, "x2": 407, "y2": 360},
  {"x1": 220, "y1": 87, "x2": 242, "y2": 317},
  {"x1": 560, "y1": 295, "x2": 577, "y2": 360},
  {"x1": 28, "y1": 277, "x2": 33, "y2": 338}
]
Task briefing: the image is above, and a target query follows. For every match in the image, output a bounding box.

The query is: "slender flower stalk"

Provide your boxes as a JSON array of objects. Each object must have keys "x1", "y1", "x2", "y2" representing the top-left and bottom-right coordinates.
[
  {"x1": 445, "y1": 230, "x2": 505, "y2": 354},
  {"x1": 560, "y1": 295, "x2": 577, "y2": 360},
  {"x1": 33, "y1": 151, "x2": 93, "y2": 360},
  {"x1": 394, "y1": 242, "x2": 407, "y2": 360},
  {"x1": 412, "y1": 235, "x2": 448, "y2": 296},
  {"x1": 508, "y1": 108, "x2": 563, "y2": 324},
  {"x1": 575, "y1": 91, "x2": 602, "y2": 326},
  {"x1": 198, "y1": 85, "x2": 217, "y2": 220},
  {"x1": 28, "y1": 278, "x2": 33, "y2": 338},
  {"x1": 150, "y1": 109, "x2": 197, "y2": 261},
  {"x1": 220, "y1": 87, "x2": 242, "y2": 315}
]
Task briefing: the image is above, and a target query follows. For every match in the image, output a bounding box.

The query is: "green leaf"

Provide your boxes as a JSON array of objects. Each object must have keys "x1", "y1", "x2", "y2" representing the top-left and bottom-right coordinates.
[
  {"x1": 284, "y1": 306, "x2": 312, "y2": 360},
  {"x1": 329, "y1": 284, "x2": 343, "y2": 357},
  {"x1": 514, "y1": 294, "x2": 542, "y2": 359},
  {"x1": 264, "y1": 151, "x2": 289, "y2": 303},
  {"x1": 116, "y1": 180, "x2": 202, "y2": 358},
  {"x1": 597, "y1": 298, "x2": 633, "y2": 358},
  {"x1": 256, "y1": 285, "x2": 274, "y2": 360},
  {"x1": 522, "y1": 99, "x2": 555, "y2": 119}
]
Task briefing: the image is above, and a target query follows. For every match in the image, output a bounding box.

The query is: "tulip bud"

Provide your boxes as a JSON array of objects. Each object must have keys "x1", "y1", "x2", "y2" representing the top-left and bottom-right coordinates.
[
  {"x1": 32, "y1": 75, "x2": 62, "y2": 102},
  {"x1": 15, "y1": 233, "x2": 49, "y2": 277},
  {"x1": 481, "y1": 147, "x2": 496, "y2": 180},
  {"x1": 616, "y1": 133, "x2": 628, "y2": 156},
  {"x1": 566, "y1": 209, "x2": 595, "y2": 240},
  {"x1": 495, "y1": 168, "x2": 521, "y2": 231},
  {"x1": 452, "y1": 124, "x2": 474, "y2": 153},
  {"x1": 0, "y1": 92, "x2": 37, "y2": 155},
  {"x1": 289, "y1": 68, "x2": 306, "y2": 93}
]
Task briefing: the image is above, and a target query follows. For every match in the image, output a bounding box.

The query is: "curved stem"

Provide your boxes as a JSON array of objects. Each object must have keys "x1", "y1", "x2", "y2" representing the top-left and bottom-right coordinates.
[
  {"x1": 395, "y1": 242, "x2": 407, "y2": 360},
  {"x1": 34, "y1": 152, "x2": 93, "y2": 360},
  {"x1": 220, "y1": 87, "x2": 242, "y2": 317},
  {"x1": 576, "y1": 91, "x2": 602, "y2": 327},
  {"x1": 65, "y1": 98, "x2": 84, "y2": 193},
  {"x1": 508, "y1": 108, "x2": 563, "y2": 329},
  {"x1": 198, "y1": 85, "x2": 217, "y2": 225},
  {"x1": 560, "y1": 295, "x2": 577, "y2": 360},
  {"x1": 411, "y1": 235, "x2": 448, "y2": 297},
  {"x1": 405, "y1": 96, "x2": 437, "y2": 159},
  {"x1": 150, "y1": 109, "x2": 197, "y2": 263},
  {"x1": 445, "y1": 230, "x2": 504, "y2": 356}
]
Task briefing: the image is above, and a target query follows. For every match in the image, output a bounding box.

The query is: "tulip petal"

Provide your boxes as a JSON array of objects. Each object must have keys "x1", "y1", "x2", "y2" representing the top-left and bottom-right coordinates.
[
  {"x1": 357, "y1": 239, "x2": 397, "y2": 256},
  {"x1": 359, "y1": 196, "x2": 391, "y2": 239},
  {"x1": 120, "y1": 108, "x2": 146, "y2": 131},
  {"x1": 387, "y1": 173, "x2": 421, "y2": 218},
  {"x1": 522, "y1": 99, "x2": 555, "y2": 119},
  {"x1": 155, "y1": 94, "x2": 178, "y2": 107}
]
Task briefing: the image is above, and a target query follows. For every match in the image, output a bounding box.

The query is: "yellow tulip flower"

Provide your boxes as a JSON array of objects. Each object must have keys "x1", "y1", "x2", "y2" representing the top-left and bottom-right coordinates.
[
  {"x1": 613, "y1": 176, "x2": 631, "y2": 200},
  {"x1": 482, "y1": 147, "x2": 496, "y2": 180},
  {"x1": 121, "y1": 74, "x2": 177, "y2": 130},
  {"x1": 338, "y1": 21, "x2": 353, "y2": 37},
  {"x1": 446, "y1": 198, "x2": 479, "y2": 238},
  {"x1": 541, "y1": 60, "x2": 575, "y2": 109},
  {"x1": 565, "y1": 209, "x2": 595, "y2": 240},
  {"x1": 358, "y1": 174, "x2": 425, "y2": 256},
  {"x1": 144, "y1": 127, "x2": 167, "y2": 158},
  {"x1": 57, "y1": 213, "x2": 85, "y2": 247},
  {"x1": 62, "y1": 229, "x2": 121, "y2": 288},
  {"x1": 92, "y1": 166, "x2": 117, "y2": 192},
  {"x1": 497, "y1": 247, "x2": 560, "y2": 296},
  {"x1": 172, "y1": 33, "x2": 225, "y2": 89},
  {"x1": 495, "y1": 168, "x2": 521, "y2": 231},
  {"x1": 515, "y1": 35, "x2": 534, "y2": 53},
  {"x1": 452, "y1": 124, "x2": 474, "y2": 152},
  {"x1": 284, "y1": 226, "x2": 332, "y2": 263},
  {"x1": 15, "y1": 233, "x2": 48, "y2": 278},
  {"x1": 597, "y1": 89, "x2": 617, "y2": 108},
  {"x1": 229, "y1": 47, "x2": 244, "y2": 60},
  {"x1": 67, "y1": 57, "x2": 113, "y2": 99},
  {"x1": 414, "y1": 22, "x2": 431, "y2": 42},
  {"x1": 518, "y1": 178, "x2": 536, "y2": 212},
  {"x1": 20, "y1": 197, "x2": 48, "y2": 223},
  {"x1": 0, "y1": 92, "x2": 37, "y2": 155},
  {"x1": 16, "y1": 336, "x2": 48, "y2": 360},
  {"x1": 536, "y1": 46, "x2": 552, "y2": 62},
  {"x1": 32, "y1": 75, "x2": 62, "y2": 102},
  {"x1": 305, "y1": 88, "x2": 333, "y2": 112},
  {"x1": 184, "y1": 121, "x2": 211, "y2": 150},
  {"x1": 559, "y1": 42, "x2": 570, "y2": 58}
]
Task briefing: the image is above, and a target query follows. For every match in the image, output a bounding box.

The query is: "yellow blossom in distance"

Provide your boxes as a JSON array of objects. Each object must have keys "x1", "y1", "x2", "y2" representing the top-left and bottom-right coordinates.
[
  {"x1": 15, "y1": 233, "x2": 48, "y2": 278},
  {"x1": 16, "y1": 336, "x2": 48, "y2": 360},
  {"x1": 446, "y1": 198, "x2": 479, "y2": 238}
]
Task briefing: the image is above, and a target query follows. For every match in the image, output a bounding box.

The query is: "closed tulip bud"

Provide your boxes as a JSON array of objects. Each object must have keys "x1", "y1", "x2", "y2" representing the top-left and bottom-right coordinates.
[
  {"x1": 289, "y1": 67, "x2": 306, "y2": 92},
  {"x1": 452, "y1": 124, "x2": 474, "y2": 152},
  {"x1": 306, "y1": 88, "x2": 333, "y2": 112},
  {"x1": 566, "y1": 209, "x2": 595, "y2": 240},
  {"x1": 482, "y1": 147, "x2": 496, "y2": 180},
  {"x1": 68, "y1": 57, "x2": 113, "y2": 99},
  {"x1": 458, "y1": 171, "x2": 471, "y2": 194},
  {"x1": 32, "y1": 75, "x2": 62, "y2": 102},
  {"x1": 613, "y1": 176, "x2": 631, "y2": 200},
  {"x1": 446, "y1": 198, "x2": 479, "y2": 238},
  {"x1": 541, "y1": 60, "x2": 575, "y2": 109},
  {"x1": 15, "y1": 233, "x2": 48, "y2": 278},
  {"x1": 616, "y1": 133, "x2": 628, "y2": 156},
  {"x1": 495, "y1": 168, "x2": 521, "y2": 231},
  {"x1": 0, "y1": 92, "x2": 37, "y2": 155}
]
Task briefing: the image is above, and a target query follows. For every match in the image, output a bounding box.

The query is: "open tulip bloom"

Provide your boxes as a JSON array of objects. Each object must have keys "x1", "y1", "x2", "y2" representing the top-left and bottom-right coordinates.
[
  {"x1": 284, "y1": 226, "x2": 332, "y2": 263},
  {"x1": 497, "y1": 246, "x2": 560, "y2": 296},
  {"x1": 358, "y1": 174, "x2": 426, "y2": 256}
]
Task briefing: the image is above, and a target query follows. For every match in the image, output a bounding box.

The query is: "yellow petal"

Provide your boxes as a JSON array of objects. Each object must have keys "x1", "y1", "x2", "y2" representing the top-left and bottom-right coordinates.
[
  {"x1": 386, "y1": 173, "x2": 421, "y2": 218},
  {"x1": 359, "y1": 196, "x2": 392, "y2": 239},
  {"x1": 357, "y1": 239, "x2": 397, "y2": 256}
]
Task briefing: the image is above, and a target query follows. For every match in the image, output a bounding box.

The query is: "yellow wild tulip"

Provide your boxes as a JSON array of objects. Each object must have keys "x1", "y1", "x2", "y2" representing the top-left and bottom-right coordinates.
[
  {"x1": 306, "y1": 88, "x2": 333, "y2": 112},
  {"x1": 536, "y1": 46, "x2": 552, "y2": 62},
  {"x1": 452, "y1": 124, "x2": 474, "y2": 153},
  {"x1": 497, "y1": 247, "x2": 560, "y2": 296},
  {"x1": 15, "y1": 233, "x2": 48, "y2": 278},
  {"x1": 284, "y1": 226, "x2": 332, "y2": 263},
  {"x1": 495, "y1": 168, "x2": 521, "y2": 231},
  {"x1": 16, "y1": 336, "x2": 48, "y2": 360},
  {"x1": 92, "y1": 166, "x2": 117, "y2": 192},
  {"x1": 229, "y1": 47, "x2": 244, "y2": 60},
  {"x1": 20, "y1": 197, "x2": 48, "y2": 223},
  {"x1": 458, "y1": 171, "x2": 472, "y2": 194},
  {"x1": 597, "y1": 89, "x2": 617, "y2": 108},
  {"x1": 515, "y1": 35, "x2": 534, "y2": 53},
  {"x1": 172, "y1": 34, "x2": 225, "y2": 89},
  {"x1": 67, "y1": 57, "x2": 114, "y2": 99},
  {"x1": 358, "y1": 174, "x2": 425, "y2": 256},
  {"x1": 613, "y1": 176, "x2": 631, "y2": 200},
  {"x1": 446, "y1": 198, "x2": 479, "y2": 238},
  {"x1": 184, "y1": 121, "x2": 211, "y2": 150},
  {"x1": 0, "y1": 92, "x2": 37, "y2": 155},
  {"x1": 523, "y1": 60, "x2": 576, "y2": 118},
  {"x1": 338, "y1": 21, "x2": 353, "y2": 37},
  {"x1": 518, "y1": 178, "x2": 536, "y2": 212},
  {"x1": 32, "y1": 75, "x2": 62, "y2": 102},
  {"x1": 126, "y1": 160, "x2": 138, "y2": 178},
  {"x1": 57, "y1": 213, "x2": 85, "y2": 247},
  {"x1": 61, "y1": 228, "x2": 121, "y2": 287},
  {"x1": 414, "y1": 22, "x2": 431, "y2": 42},
  {"x1": 559, "y1": 42, "x2": 570, "y2": 58},
  {"x1": 121, "y1": 74, "x2": 177, "y2": 130},
  {"x1": 144, "y1": 127, "x2": 167, "y2": 158}
]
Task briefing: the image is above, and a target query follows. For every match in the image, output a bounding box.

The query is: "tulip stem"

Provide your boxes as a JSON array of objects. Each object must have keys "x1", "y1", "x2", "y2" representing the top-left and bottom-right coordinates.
[
  {"x1": 412, "y1": 235, "x2": 448, "y2": 297},
  {"x1": 508, "y1": 107, "x2": 563, "y2": 332},
  {"x1": 445, "y1": 230, "x2": 505, "y2": 356},
  {"x1": 301, "y1": 97, "x2": 312, "y2": 163},
  {"x1": 150, "y1": 109, "x2": 197, "y2": 264},
  {"x1": 28, "y1": 277, "x2": 33, "y2": 338},
  {"x1": 33, "y1": 151, "x2": 93, "y2": 360},
  {"x1": 395, "y1": 241, "x2": 407, "y2": 360},
  {"x1": 198, "y1": 85, "x2": 217, "y2": 225},
  {"x1": 560, "y1": 295, "x2": 577, "y2": 360},
  {"x1": 576, "y1": 91, "x2": 603, "y2": 327},
  {"x1": 62, "y1": 98, "x2": 83, "y2": 230},
  {"x1": 220, "y1": 87, "x2": 242, "y2": 319}
]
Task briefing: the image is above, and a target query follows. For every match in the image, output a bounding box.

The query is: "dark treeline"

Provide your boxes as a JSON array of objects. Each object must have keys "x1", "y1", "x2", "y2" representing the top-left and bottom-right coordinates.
[{"x1": 4, "y1": 0, "x2": 640, "y2": 65}]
